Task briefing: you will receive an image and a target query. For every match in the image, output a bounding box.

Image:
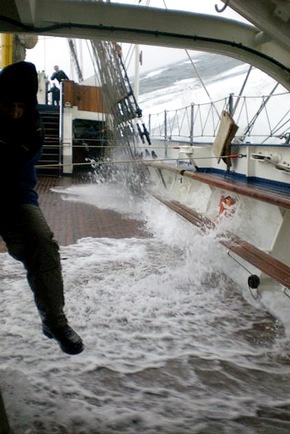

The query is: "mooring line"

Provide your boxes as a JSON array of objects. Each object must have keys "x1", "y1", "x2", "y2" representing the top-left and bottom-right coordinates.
[{"x1": 36, "y1": 153, "x2": 246, "y2": 169}]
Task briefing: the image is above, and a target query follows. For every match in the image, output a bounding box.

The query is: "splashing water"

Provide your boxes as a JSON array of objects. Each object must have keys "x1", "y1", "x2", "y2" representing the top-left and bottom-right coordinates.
[{"x1": 1, "y1": 182, "x2": 290, "y2": 434}]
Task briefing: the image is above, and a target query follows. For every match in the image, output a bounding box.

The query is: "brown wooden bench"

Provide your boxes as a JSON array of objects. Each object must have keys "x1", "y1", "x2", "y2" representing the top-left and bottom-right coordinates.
[{"x1": 152, "y1": 193, "x2": 290, "y2": 289}]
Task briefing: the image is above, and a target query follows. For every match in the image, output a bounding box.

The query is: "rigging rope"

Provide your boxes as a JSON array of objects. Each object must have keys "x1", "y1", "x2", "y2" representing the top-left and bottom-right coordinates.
[
  {"x1": 231, "y1": 65, "x2": 252, "y2": 116},
  {"x1": 36, "y1": 153, "x2": 245, "y2": 169},
  {"x1": 161, "y1": 0, "x2": 220, "y2": 118},
  {"x1": 185, "y1": 50, "x2": 220, "y2": 119},
  {"x1": 243, "y1": 83, "x2": 279, "y2": 136}
]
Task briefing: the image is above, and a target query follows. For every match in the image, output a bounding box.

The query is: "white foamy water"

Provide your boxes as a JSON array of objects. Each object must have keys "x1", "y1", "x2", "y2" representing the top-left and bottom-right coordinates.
[{"x1": 2, "y1": 182, "x2": 290, "y2": 434}]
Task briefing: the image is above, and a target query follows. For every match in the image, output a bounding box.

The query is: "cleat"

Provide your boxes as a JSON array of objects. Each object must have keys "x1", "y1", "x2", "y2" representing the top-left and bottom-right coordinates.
[{"x1": 43, "y1": 324, "x2": 84, "y2": 355}]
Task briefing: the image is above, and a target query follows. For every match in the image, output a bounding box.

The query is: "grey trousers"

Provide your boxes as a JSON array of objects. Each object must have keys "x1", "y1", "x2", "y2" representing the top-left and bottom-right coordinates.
[{"x1": 0, "y1": 204, "x2": 67, "y2": 328}]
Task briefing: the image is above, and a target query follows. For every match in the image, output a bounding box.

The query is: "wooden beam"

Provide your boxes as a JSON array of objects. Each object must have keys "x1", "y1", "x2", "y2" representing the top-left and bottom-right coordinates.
[{"x1": 145, "y1": 161, "x2": 290, "y2": 209}]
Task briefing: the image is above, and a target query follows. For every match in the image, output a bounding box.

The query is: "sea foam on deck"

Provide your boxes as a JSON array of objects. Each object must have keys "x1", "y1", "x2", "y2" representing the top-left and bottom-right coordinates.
[{"x1": 1, "y1": 182, "x2": 290, "y2": 433}]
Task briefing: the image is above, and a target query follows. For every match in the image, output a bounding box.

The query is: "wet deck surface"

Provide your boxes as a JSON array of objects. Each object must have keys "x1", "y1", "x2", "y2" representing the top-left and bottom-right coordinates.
[{"x1": 0, "y1": 175, "x2": 149, "y2": 253}]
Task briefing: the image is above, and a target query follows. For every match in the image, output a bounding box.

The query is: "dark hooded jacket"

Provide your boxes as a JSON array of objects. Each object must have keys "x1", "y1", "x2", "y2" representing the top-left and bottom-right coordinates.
[{"x1": 0, "y1": 61, "x2": 44, "y2": 206}]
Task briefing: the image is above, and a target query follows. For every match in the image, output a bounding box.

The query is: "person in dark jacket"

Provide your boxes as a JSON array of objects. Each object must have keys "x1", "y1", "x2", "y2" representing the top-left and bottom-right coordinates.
[
  {"x1": 0, "y1": 61, "x2": 84, "y2": 355},
  {"x1": 50, "y1": 65, "x2": 69, "y2": 83},
  {"x1": 48, "y1": 83, "x2": 60, "y2": 106}
]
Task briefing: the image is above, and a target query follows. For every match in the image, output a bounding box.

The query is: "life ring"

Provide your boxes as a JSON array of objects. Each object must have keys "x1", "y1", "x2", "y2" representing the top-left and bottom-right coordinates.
[{"x1": 218, "y1": 194, "x2": 235, "y2": 217}]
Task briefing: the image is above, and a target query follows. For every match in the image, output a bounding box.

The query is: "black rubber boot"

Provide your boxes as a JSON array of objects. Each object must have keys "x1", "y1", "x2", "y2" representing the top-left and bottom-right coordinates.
[{"x1": 43, "y1": 323, "x2": 84, "y2": 355}]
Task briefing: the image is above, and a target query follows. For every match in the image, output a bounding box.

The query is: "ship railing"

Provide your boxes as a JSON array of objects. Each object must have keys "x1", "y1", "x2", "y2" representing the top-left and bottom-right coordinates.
[{"x1": 143, "y1": 92, "x2": 290, "y2": 147}]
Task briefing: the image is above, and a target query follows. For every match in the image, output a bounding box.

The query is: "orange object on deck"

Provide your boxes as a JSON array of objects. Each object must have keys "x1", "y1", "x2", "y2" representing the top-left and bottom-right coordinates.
[{"x1": 218, "y1": 194, "x2": 236, "y2": 216}]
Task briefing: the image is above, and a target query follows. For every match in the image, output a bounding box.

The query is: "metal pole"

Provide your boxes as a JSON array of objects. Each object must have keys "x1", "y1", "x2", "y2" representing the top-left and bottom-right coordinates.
[
  {"x1": 228, "y1": 93, "x2": 234, "y2": 116},
  {"x1": 190, "y1": 103, "x2": 194, "y2": 144},
  {"x1": 134, "y1": 44, "x2": 140, "y2": 103},
  {"x1": 164, "y1": 110, "x2": 168, "y2": 158}
]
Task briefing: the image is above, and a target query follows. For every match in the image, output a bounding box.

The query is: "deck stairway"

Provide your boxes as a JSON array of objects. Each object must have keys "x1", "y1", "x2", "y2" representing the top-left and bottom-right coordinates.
[{"x1": 37, "y1": 105, "x2": 61, "y2": 176}]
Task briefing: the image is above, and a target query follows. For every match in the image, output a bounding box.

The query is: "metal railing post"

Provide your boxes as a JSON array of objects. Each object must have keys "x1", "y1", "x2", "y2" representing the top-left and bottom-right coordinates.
[
  {"x1": 190, "y1": 103, "x2": 194, "y2": 145},
  {"x1": 164, "y1": 110, "x2": 168, "y2": 158},
  {"x1": 228, "y1": 93, "x2": 234, "y2": 116}
]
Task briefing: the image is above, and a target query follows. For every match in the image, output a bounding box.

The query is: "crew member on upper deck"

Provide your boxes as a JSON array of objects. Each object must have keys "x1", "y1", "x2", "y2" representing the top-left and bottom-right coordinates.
[{"x1": 50, "y1": 65, "x2": 69, "y2": 83}]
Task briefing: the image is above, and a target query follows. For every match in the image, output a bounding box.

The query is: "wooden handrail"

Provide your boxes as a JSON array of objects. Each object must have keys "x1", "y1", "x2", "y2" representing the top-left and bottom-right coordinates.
[{"x1": 145, "y1": 161, "x2": 290, "y2": 209}]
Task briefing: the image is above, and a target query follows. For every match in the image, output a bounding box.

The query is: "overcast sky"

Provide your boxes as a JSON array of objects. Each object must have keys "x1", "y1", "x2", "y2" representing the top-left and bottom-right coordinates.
[{"x1": 25, "y1": 0, "x2": 246, "y2": 82}]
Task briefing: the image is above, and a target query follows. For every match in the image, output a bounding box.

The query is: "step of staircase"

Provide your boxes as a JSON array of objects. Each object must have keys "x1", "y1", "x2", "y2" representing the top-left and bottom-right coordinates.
[{"x1": 38, "y1": 105, "x2": 61, "y2": 176}]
